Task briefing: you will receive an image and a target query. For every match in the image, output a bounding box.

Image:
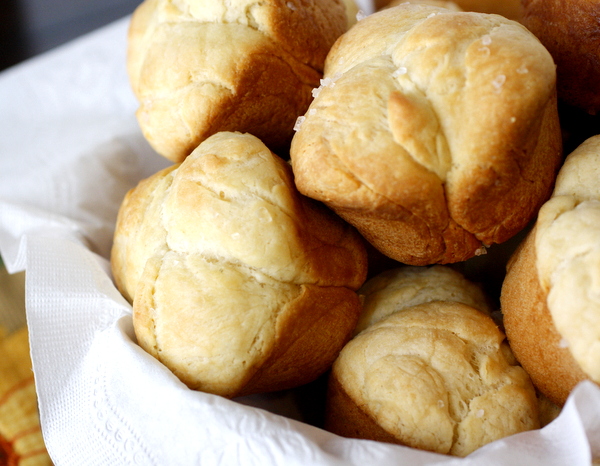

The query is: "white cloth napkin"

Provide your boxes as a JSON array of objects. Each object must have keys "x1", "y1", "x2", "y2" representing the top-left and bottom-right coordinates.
[{"x1": 1, "y1": 13, "x2": 600, "y2": 466}]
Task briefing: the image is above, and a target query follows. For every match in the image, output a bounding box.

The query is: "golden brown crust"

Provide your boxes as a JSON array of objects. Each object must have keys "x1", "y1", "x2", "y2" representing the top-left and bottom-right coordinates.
[
  {"x1": 111, "y1": 132, "x2": 368, "y2": 398},
  {"x1": 521, "y1": 0, "x2": 600, "y2": 114},
  {"x1": 333, "y1": 201, "x2": 482, "y2": 266},
  {"x1": 239, "y1": 284, "x2": 361, "y2": 396},
  {"x1": 447, "y1": 92, "x2": 562, "y2": 246},
  {"x1": 502, "y1": 135, "x2": 600, "y2": 406},
  {"x1": 501, "y1": 227, "x2": 588, "y2": 406},
  {"x1": 127, "y1": 0, "x2": 348, "y2": 162},
  {"x1": 325, "y1": 371, "x2": 403, "y2": 446},
  {"x1": 290, "y1": 5, "x2": 562, "y2": 265}
]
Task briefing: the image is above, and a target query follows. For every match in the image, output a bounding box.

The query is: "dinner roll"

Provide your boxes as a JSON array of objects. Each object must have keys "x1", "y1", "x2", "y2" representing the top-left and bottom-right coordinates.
[
  {"x1": 111, "y1": 131, "x2": 368, "y2": 398},
  {"x1": 127, "y1": 0, "x2": 348, "y2": 163},
  {"x1": 290, "y1": 3, "x2": 562, "y2": 266},
  {"x1": 521, "y1": 0, "x2": 600, "y2": 114},
  {"x1": 326, "y1": 266, "x2": 539, "y2": 456},
  {"x1": 353, "y1": 264, "x2": 492, "y2": 334},
  {"x1": 502, "y1": 135, "x2": 600, "y2": 406}
]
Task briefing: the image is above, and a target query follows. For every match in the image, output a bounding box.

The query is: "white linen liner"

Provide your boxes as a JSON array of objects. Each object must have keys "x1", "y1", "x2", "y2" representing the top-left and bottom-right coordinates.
[{"x1": 1, "y1": 11, "x2": 599, "y2": 466}]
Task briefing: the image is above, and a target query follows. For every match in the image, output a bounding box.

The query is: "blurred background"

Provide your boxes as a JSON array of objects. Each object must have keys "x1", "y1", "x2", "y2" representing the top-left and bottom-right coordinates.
[{"x1": 0, "y1": 0, "x2": 142, "y2": 71}]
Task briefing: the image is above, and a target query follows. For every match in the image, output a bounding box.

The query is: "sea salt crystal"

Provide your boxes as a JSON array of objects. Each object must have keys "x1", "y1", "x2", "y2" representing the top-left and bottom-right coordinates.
[
  {"x1": 294, "y1": 116, "x2": 305, "y2": 131},
  {"x1": 231, "y1": 232, "x2": 240, "y2": 240},
  {"x1": 356, "y1": 10, "x2": 367, "y2": 21},
  {"x1": 478, "y1": 46, "x2": 490, "y2": 57},
  {"x1": 320, "y1": 77, "x2": 334, "y2": 87},
  {"x1": 492, "y1": 74, "x2": 506, "y2": 91},
  {"x1": 286, "y1": 1, "x2": 296, "y2": 10},
  {"x1": 476, "y1": 409, "x2": 485, "y2": 418},
  {"x1": 312, "y1": 75, "x2": 339, "y2": 99},
  {"x1": 393, "y1": 67, "x2": 408, "y2": 78},
  {"x1": 517, "y1": 66, "x2": 529, "y2": 74},
  {"x1": 308, "y1": 109, "x2": 317, "y2": 116},
  {"x1": 437, "y1": 400, "x2": 445, "y2": 408},
  {"x1": 482, "y1": 34, "x2": 492, "y2": 45},
  {"x1": 427, "y1": 12, "x2": 437, "y2": 18},
  {"x1": 475, "y1": 246, "x2": 487, "y2": 256}
]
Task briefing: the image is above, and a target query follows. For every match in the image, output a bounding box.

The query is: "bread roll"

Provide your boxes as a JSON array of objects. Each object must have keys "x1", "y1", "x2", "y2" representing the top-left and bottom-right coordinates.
[
  {"x1": 354, "y1": 264, "x2": 492, "y2": 334},
  {"x1": 521, "y1": 0, "x2": 600, "y2": 114},
  {"x1": 502, "y1": 135, "x2": 600, "y2": 406},
  {"x1": 111, "y1": 131, "x2": 368, "y2": 398},
  {"x1": 326, "y1": 266, "x2": 539, "y2": 456},
  {"x1": 290, "y1": 3, "x2": 562, "y2": 266},
  {"x1": 127, "y1": 0, "x2": 348, "y2": 163}
]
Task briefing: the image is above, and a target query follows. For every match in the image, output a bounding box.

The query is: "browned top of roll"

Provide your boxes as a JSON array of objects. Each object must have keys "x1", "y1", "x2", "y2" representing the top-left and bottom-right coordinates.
[{"x1": 291, "y1": 3, "x2": 562, "y2": 265}]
